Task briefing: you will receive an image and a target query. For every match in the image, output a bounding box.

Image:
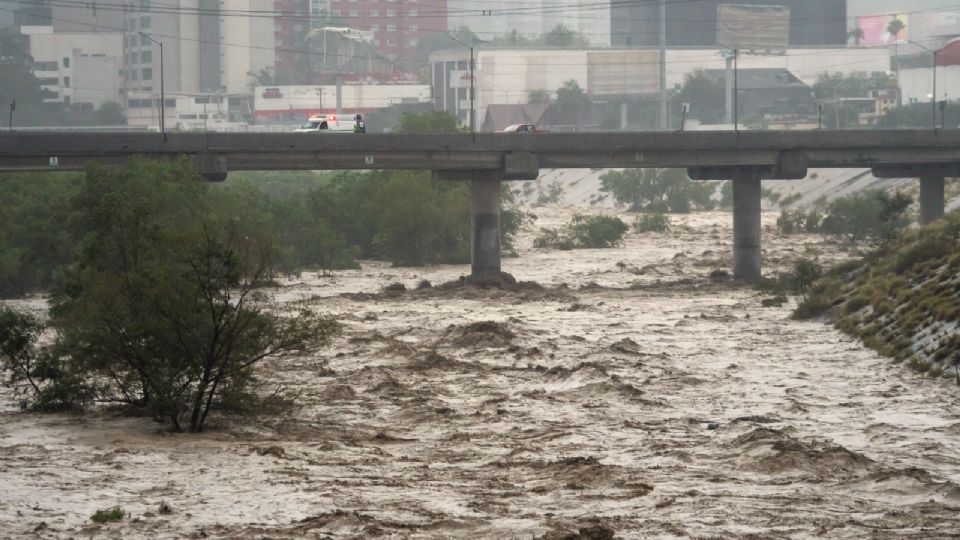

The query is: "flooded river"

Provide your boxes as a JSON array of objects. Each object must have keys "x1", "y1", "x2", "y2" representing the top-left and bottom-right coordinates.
[{"x1": 1, "y1": 209, "x2": 959, "y2": 539}]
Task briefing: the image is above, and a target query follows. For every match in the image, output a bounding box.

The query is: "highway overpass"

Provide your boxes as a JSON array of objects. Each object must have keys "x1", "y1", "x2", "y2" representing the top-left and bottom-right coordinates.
[{"x1": 2, "y1": 130, "x2": 958, "y2": 281}]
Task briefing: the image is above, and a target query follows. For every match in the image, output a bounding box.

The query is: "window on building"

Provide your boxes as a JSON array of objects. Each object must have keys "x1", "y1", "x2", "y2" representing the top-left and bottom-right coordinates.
[
  {"x1": 387, "y1": 24, "x2": 396, "y2": 31},
  {"x1": 142, "y1": 68, "x2": 152, "y2": 80},
  {"x1": 349, "y1": 9, "x2": 357, "y2": 16},
  {"x1": 141, "y1": 16, "x2": 150, "y2": 29},
  {"x1": 386, "y1": 9, "x2": 395, "y2": 16},
  {"x1": 33, "y1": 61, "x2": 58, "y2": 71},
  {"x1": 408, "y1": 9, "x2": 416, "y2": 16},
  {"x1": 37, "y1": 77, "x2": 59, "y2": 85},
  {"x1": 195, "y1": 96, "x2": 210, "y2": 104},
  {"x1": 409, "y1": 38, "x2": 418, "y2": 46},
  {"x1": 141, "y1": 50, "x2": 152, "y2": 63},
  {"x1": 130, "y1": 69, "x2": 138, "y2": 80},
  {"x1": 369, "y1": 9, "x2": 378, "y2": 16},
  {"x1": 387, "y1": 38, "x2": 397, "y2": 46},
  {"x1": 165, "y1": 99, "x2": 176, "y2": 108},
  {"x1": 410, "y1": 24, "x2": 418, "y2": 31},
  {"x1": 62, "y1": 76, "x2": 70, "y2": 87},
  {"x1": 62, "y1": 57, "x2": 70, "y2": 68},
  {"x1": 370, "y1": 24, "x2": 379, "y2": 31}
]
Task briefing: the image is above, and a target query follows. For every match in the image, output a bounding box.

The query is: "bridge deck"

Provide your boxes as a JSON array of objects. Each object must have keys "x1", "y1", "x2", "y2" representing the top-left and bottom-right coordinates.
[{"x1": 1, "y1": 130, "x2": 959, "y2": 176}]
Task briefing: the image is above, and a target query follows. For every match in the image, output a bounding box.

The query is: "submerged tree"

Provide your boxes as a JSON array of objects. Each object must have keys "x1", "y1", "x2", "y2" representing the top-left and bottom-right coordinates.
[{"x1": 52, "y1": 158, "x2": 334, "y2": 432}]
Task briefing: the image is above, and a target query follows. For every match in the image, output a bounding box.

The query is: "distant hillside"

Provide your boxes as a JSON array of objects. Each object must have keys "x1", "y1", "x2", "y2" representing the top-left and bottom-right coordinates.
[{"x1": 798, "y1": 211, "x2": 960, "y2": 381}]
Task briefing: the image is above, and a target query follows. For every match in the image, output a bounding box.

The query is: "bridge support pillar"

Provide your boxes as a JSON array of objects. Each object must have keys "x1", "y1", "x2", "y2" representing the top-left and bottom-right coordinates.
[
  {"x1": 920, "y1": 176, "x2": 945, "y2": 225},
  {"x1": 732, "y1": 172, "x2": 762, "y2": 282},
  {"x1": 471, "y1": 173, "x2": 502, "y2": 277}
]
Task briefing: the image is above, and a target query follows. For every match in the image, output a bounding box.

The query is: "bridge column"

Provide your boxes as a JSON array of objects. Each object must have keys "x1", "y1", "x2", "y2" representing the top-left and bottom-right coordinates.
[
  {"x1": 732, "y1": 172, "x2": 762, "y2": 281},
  {"x1": 471, "y1": 173, "x2": 502, "y2": 277},
  {"x1": 920, "y1": 176, "x2": 945, "y2": 225}
]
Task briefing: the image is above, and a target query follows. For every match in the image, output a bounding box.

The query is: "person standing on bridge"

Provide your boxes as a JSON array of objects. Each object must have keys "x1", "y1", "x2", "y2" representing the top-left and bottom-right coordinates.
[{"x1": 354, "y1": 114, "x2": 366, "y2": 134}]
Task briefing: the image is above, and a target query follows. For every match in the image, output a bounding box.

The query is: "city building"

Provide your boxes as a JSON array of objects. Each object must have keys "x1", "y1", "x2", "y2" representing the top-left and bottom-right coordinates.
[
  {"x1": 431, "y1": 46, "x2": 889, "y2": 129},
  {"x1": 253, "y1": 83, "x2": 431, "y2": 122},
  {"x1": 447, "y1": 0, "x2": 611, "y2": 46},
  {"x1": 274, "y1": 0, "x2": 310, "y2": 77},
  {"x1": 612, "y1": 0, "x2": 847, "y2": 48},
  {"x1": 23, "y1": 26, "x2": 124, "y2": 109},
  {"x1": 312, "y1": 0, "x2": 447, "y2": 60}
]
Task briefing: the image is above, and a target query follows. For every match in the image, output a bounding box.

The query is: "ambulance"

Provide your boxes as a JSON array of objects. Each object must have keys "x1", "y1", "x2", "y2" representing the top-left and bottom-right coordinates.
[{"x1": 294, "y1": 113, "x2": 364, "y2": 133}]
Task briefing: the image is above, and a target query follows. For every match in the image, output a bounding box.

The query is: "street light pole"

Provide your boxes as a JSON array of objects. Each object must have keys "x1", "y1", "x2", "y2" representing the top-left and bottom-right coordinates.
[
  {"x1": 447, "y1": 33, "x2": 475, "y2": 135},
  {"x1": 469, "y1": 45, "x2": 475, "y2": 134},
  {"x1": 908, "y1": 40, "x2": 939, "y2": 130},
  {"x1": 139, "y1": 32, "x2": 165, "y2": 141}
]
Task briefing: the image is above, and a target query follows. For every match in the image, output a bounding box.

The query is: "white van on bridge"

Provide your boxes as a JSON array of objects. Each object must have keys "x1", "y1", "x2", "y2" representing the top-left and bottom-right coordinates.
[{"x1": 294, "y1": 114, "x2": 364, "y2": 133}]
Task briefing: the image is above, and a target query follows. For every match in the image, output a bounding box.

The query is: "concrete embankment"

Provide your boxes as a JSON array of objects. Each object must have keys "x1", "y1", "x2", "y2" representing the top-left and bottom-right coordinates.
[{"x1": 802, "y1": 210, "x2": 960, "y2": 379}]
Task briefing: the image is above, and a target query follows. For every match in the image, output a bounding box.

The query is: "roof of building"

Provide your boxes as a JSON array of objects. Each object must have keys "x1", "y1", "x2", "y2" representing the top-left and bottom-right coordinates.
[{"x1": 704, "y1": 68, "x2": 809, "y2": 90}]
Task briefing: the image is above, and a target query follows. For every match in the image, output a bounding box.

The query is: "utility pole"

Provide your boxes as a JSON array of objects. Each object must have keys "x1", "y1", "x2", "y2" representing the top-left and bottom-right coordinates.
[
  {"x1": 447, "y1": 33, "x2": 475, "y2": 135},
  {"x1": 139, "y1": 32, "x2": 165, "y2": 141},
  {"x1": 724, "y1": 52, "x2": 734, "y2": 125},
  {"x1": 658, "y1": 0, "x2": 667, "y2": 130},
  {"x1": 469, "y1": 45, "x2": 475, "y2": 134},
  {"x1": 8, "y1": 99, "x2": 13, "y2": 131}
]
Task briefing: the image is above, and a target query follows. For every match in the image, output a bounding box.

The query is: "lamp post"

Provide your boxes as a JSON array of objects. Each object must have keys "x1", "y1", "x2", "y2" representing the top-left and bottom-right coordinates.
[
  {"x1": 447, "y1": 34, "x2": 474, "y2": 134},
  {"x1": 139, "y1": 32, "x2": 165, "y2": 141},
  {"x1": 908, "y1": 40, "x2": 940, "y2": 129}
]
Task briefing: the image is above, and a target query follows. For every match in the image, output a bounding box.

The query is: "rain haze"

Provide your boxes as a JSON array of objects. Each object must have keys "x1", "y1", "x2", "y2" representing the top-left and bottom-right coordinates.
[{"x1": 1, "y1": 1, "x2": 960, "y2": 538}]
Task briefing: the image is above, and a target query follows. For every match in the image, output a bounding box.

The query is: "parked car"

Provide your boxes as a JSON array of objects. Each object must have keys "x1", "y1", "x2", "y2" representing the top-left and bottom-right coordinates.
[{"x1": 500, "y1": 124, "x2": 546, "y2": 133}]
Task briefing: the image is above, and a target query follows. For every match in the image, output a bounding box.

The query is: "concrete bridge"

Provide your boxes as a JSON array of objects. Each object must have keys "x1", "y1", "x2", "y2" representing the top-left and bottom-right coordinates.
[{"x1": 2, "y1": 130, "x2": 958, "y2": 281}]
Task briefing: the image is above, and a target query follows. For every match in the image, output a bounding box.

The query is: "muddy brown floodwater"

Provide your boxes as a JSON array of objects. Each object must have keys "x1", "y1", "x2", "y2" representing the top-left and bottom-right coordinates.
[{"x1": 2, "y1": 209, "x2": 959, "y2": 539}]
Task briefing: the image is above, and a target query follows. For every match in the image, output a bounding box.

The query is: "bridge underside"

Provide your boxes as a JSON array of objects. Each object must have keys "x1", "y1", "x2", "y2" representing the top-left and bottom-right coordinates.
[{"x1": 1, "y1": 130, "x2": 957, "y2": 281}]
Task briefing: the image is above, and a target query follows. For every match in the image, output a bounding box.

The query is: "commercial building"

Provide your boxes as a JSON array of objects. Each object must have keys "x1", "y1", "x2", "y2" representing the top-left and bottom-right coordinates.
[
  {"x1": 253, "y1": 83, "x2": 431, "y2": 122},
  {"x1": 612, "y1": 0, "x2": 847, "y2": 48},
  {"x1": 431, "y1": 46, "x2": 890, "y2": 129},
  {"x1": 24, "y1": 26, "x2": 124, "y2": 109},
  {"x1": 447, "y1": 0, "x2": 611, "y2": 46}
]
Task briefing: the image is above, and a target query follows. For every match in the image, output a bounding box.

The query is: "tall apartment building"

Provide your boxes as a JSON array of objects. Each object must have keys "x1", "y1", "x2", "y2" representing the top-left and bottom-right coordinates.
[
  {"x1": 121, "y1": 0, "x2": 274, "y2": 95},
  {"x1": 447, "y1": 0, "x2": 611, "y2": 46},
  {"x1": 313, "y1": 0, "x2": 447, "y2": 59},
  {"x1": 274, "y1": 0, "x2": 310, "y2": 76}
]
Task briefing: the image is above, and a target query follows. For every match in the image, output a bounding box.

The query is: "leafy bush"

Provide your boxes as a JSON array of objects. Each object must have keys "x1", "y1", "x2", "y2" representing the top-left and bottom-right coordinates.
[
  {"x1": 0, "y1": 172, "x2": 81, "y2": 297},
  {"x1": 0, "y1": 308, "x2": 94, "y2": 411},
  {"x1": 632, "y1": 213, "x2": 671, "y2": 233},
  {"x1": 600, "y1": 168, "x2": 716, "y2": 213},
  {"x1": 776, "y1": 191, "x2": 912, "y2": 245},
  {"x1": 90, "y1": 506, "x2": 124, "y2": 524},
  {"x1": 534, "y1": 215, "x2": 628, "y2": 250}
]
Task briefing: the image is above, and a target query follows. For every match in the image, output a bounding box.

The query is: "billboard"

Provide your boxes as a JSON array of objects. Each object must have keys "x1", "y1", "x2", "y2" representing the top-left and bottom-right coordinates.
[
  {"x1": 717, "y1": 4, "x2": 790, "y2": 51},
  {"x1": 587, "y1": 50, "x2": 659, "y2": 95},
  {"x1": 857, "y1": 14, "x2": 909, "y2": 46}
]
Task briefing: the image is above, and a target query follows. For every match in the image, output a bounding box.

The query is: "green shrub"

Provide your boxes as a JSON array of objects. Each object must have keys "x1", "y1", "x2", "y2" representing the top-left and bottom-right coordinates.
[
  {"x1": 533, "y1": 215, "x2": 628, "y2": 250},
  {"x1": 793, "y1": 294, "x2": 834, "y2": 320},
  {"x1": 600, "y1": 168, "x2": 716, "y2": 213},
  {"x1": 632, "y1": 213, "x2": 670, "y2": 233},
  {"x1": 844, "y1": 295, "x2": 871, "y2": 314},
  {"x1": 90, "y1": 506, "x2": 124, "y2": 524}
]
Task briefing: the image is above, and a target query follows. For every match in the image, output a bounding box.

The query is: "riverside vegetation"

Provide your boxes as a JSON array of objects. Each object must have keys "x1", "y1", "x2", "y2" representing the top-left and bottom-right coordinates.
[
  {"x1": 774, "y1": 185, "x2": 960, "y2": 382},
  {"x1": 0, "y1": 112, "x2": 532, "y2": 431}
]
